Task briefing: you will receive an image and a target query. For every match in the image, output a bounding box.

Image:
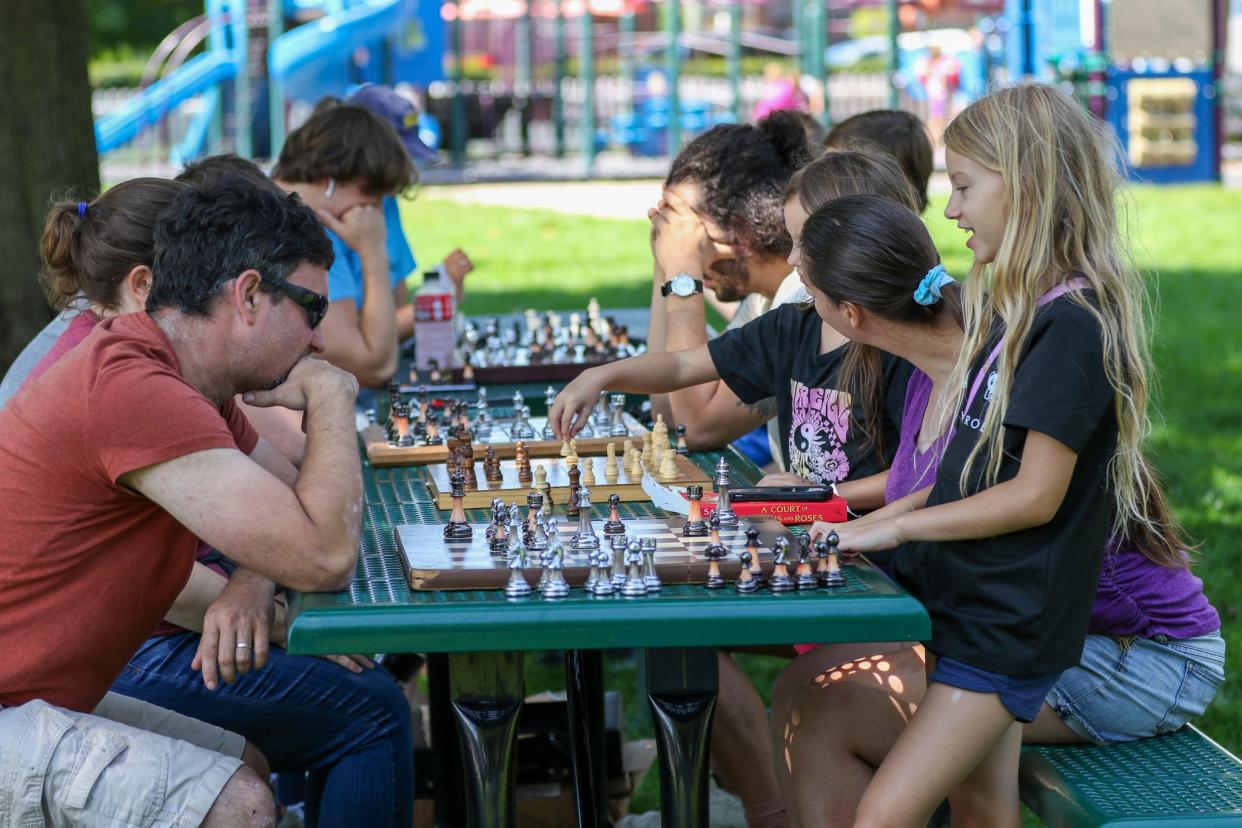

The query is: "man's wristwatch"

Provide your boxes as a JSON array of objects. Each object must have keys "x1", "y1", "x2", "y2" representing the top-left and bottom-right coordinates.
[{"x1": 661, "y1": 273, "x2": 704, "y2": 298}]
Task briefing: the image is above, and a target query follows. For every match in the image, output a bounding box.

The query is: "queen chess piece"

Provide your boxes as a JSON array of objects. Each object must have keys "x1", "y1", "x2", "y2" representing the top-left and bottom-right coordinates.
[
  {"x1": 569, "y1": 486, "x2": 599, "y2": 553},
  {"x1": 712, "y1": 457, "x2": 739, "y2": 528}
]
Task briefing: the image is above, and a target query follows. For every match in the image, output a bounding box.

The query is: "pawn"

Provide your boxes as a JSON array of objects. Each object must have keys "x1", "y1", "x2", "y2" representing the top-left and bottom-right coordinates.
[
  {"x1": 676, "y1": 424, "x2": 689, "y2": 456},
  {"x1": 735, "y1": 550, "x2": 759, "y2": 593},
  {"x1": 540, "y1": 547, "x2": 571, "y2": 599},
  {"x1": 604, "y1": 443, "x2": 620, "y2": 483},
  {"x1": 825, "y1": 530, "x2": 846, "y2": 589},
  {"x1": 658, "y1": 449, "x2": 679, "y2": 483},
  {"x1": 560, "y1": 439, "x2": 572, "y2": 458},
  {"x1": 704, "y1": 546, "x2": 725, "y2": 590},
  {"x1": 603, "y1": 493, "x2": 626, "y2": 536},
  {"x1": 590, "y1": 549, "x2": 616, "y2": 596},
  {"x1": 582, "y1": 457, "x2": 596, "y2": 486},
  {"x1": 484, "y1": 446, "x2": 503, "y2": 482},
  {"x1": 745, "y1": 527, "x2": 766, "y2": 587},
  {"x1": 640, "y1": 432, "x2": 653, "y2": 467},
  {"x1": 504, "y1": 551, "x2": 532, "y2": 598},
  {"x1": 794, "y1": 535, "x2": 817, "y2": 590},
  {"x1": 769, "y1": 538, "x2": 794, "y2": 593},
  {"x1": 628, "y1": 449, "x2": 644, "y2": 479},
  {"x1": 621, "y1": 539, "x2": 647, "y2": 597}
]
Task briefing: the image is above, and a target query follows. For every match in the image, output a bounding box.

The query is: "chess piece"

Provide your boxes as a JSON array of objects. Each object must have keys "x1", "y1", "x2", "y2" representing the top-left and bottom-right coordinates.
[
  {"x1": 534, "y1": 464, "x2": 552, "y2": 506},
  {"x1": 703, "y1": 515, "x2": 727, "y2": 589},
  {"x1": 825, "y1": 530, "x2": 846, "y2": 588},
  {"x1": 623, "y1": 438, "x2": 635, "y2": 458},
  {"x1": 484, "y1": 447, "x2": 503, "y2": 482},
  {"x1": 712, "y1": 457, "x2": 739, "y2": 528},
  {"x1": 512, "y1": 405, "x2": 536, "y2": 440},
  {"x1": 570, "y1": 438, "x2": 580, "y2": 456},
  {"x1": 443, "y1": 471, "x2": 473, "y2": 539},
  {"x1": 423, "y1": 420, "x2": 442, "y2": 446},
  {"x1": 676, "y1": 424, "x2": 689, "y2": 456},
  {"x1": 570, "y1": 486, "x2": 599, "y2": 552},
  {"x1": 683, "y1": 485, "x2": 708, "y2": 536},
  {"x1": 560, "y1": 439, "x2": 572, "y2": 458},
  {"x1": 566, "y1": 464, "x2": 582, "y2": 518},
  {"x1": 640, "y1": 432, "x2": 653, "y2": 467},
  {"x1": 735, "y1": 550, "x2": 758, "y2": 593},
  {"x1": 609, "y1": 393, "x2": 628, "y2": 437},
  {"x1": 525, "y1": 492, "x2": 546, "y2": 548},
  {"x1": 582, "y1": 458, "x2": 596, "y2": 486},
  {"x1": 593, "y1": 391, "x2": 610, "y2": 427},
  {"x1": 641, "y1": 537, "x2": 661, "y2": 591},
  {"x1": 541, "y1": 544, "x2": 571, "y2": 599},
  {"x1": 769, "y1": 538, "x2": 794, "y2": 592},
  {"x1": 461, "y1": 438, "x2": 478, "y2": 489},
  {"x1": 515, "y1": 441, "x2": 531, "y2": 481},
  {"x1": 621, "y1": 539, "x2": 648, "y2": 597},
  {"x1": 590, "y1": 548, "x2": 616, "y2": 596},
  {"x1": 658, "y1": 449, "x2": 679, "y2": 483},
  {"x1": 489, "y1": 503, "x2": 509, "y2": 553},
  {"x1": 795, "y1": 535, "x2": 817, "y2": 590},
  {"x1": 505, "y1": 550, "x2": 532, "y2": 598},
  {"x1": 604, "y1": 443, "x2": 619, "y2": 483},
  {"x1": 628, "y1": 449, "x2": 644, "y2": 479},
  {"x1": 603, "y1": 493, "x2": 625, "y2": 535},
  {"x1": 542, "y1": 387, "x2": 558, "y2": 438},
  {"x1": 745, "y1": 527, "x2": 766, "y2": 587},
  {"x1": 610, "y1": 534, "x2": 628, "y2": 589},
  {"x1": 512, "y1": 390, "x2": 526, "y2": 416}
]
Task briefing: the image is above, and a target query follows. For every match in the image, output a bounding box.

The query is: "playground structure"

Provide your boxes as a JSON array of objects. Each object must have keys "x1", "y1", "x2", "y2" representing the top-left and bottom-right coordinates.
[{"x1": 94, "y1": 0, "x2": 1228, "y2": 182}]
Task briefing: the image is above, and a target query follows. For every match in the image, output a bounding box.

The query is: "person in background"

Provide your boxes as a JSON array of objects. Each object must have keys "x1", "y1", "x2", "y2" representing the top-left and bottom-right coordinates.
[{"x1": 824, "y1": 109, "x2": 934, "y2": 214}]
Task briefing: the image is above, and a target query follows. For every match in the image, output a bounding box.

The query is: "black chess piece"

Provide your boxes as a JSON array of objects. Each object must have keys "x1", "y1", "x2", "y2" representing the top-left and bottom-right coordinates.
[
  {"x1": 603, "y1": 493, "x2": 626, "y2": 536},
  {"x1": 442, "y1": 471, "x2": 473, "y2": 539},
  {"x1": 682, "y1": 484, "x2": 708, "y2": 536},
  {"x1": 565, "y1": 464, "x2": 582, "y2": 518},
  {"x1": 743, "y1": 527, "x2": 766, "y2": 588}
]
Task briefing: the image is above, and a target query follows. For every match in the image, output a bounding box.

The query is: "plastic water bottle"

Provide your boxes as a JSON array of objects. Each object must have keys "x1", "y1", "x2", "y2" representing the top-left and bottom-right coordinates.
[{"x1": 414, "y1": 270, "x2": 456, "y2": 372}]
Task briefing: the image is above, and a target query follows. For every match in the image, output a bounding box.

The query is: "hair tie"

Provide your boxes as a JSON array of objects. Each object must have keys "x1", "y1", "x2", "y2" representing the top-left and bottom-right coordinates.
[
  {"x1": 913, "y1": 264, "x2": 954, "y2": 306},
  {"x1": 77, "y1": 201, "x2": 88, "y2": 218}
]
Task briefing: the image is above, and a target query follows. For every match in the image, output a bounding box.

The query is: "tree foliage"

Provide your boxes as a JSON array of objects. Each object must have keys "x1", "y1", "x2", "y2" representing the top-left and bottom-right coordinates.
[{"x1": 86, "y1": 0, "x2": 201, "y2": 57}]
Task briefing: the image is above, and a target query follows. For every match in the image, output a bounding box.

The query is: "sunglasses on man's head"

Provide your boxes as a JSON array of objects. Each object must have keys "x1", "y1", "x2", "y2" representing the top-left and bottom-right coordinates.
[{"x1": 261, "y1": 275, "x2": 329, "y2": 330}]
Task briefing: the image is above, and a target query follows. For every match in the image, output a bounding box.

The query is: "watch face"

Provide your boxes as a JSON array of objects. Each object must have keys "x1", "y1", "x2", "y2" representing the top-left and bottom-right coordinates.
[{"x1": 670, "y1": 274, "x2": 695, "y2": 296}]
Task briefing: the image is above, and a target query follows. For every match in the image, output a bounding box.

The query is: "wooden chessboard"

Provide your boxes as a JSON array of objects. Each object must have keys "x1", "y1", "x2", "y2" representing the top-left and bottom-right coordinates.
[
  {"x1": 362, "y1": 413, "x2": 650, "y2": 467},
  {"x1": 424, "y1": 454, "x2": 711, "y2": 509},
  {"x1": 396, "y1": 516, "x2": 795, "y2": 590}
]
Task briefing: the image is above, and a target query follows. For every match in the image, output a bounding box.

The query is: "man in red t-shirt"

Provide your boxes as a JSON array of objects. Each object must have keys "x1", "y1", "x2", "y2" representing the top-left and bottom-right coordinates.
[{"x1": 0, "y1": 175, "x2": 359, "y2": 826}]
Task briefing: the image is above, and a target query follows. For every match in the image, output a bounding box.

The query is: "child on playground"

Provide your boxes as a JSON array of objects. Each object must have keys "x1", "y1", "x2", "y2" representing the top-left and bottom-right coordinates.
[{"x1": 770, "y1": 88, "x2": 1222, "y2": 826}]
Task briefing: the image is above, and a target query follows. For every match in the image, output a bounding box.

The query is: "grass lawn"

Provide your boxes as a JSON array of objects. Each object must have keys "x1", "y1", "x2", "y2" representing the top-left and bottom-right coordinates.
[{"x1": 399, "y1": 184, "x2": 1242, "y2": 819}]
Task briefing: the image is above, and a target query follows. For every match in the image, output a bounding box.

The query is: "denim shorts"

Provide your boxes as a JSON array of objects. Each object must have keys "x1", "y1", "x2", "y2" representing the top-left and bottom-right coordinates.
[
  {"x1": 929, "y1": 656, "x2": 1062, "y2": 723},
  {"x1": 1046, "y1": 631, "x2": 1226, "y2": 744}
]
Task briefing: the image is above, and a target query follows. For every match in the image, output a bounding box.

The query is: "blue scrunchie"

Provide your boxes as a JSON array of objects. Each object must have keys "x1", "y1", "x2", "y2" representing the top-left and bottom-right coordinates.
[
  {"x1": 913, "y1": 264, "x2": 954, "y2": 305},
  {"x1": 77, "y1": 201, "x2": 88, "y2": 218}
]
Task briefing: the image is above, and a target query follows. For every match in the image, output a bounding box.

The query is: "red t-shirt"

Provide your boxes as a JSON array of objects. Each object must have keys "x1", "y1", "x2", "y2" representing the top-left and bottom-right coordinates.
[{"x1": 0, "y1": 313, "x2": 257, "y2": 711}]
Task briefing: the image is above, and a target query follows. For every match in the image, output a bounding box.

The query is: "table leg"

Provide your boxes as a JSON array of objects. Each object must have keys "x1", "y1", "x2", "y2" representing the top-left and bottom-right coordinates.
[
  {"x1": 644, "y1": 647, "x2": 719, "y2": 828},
  {"x1": 565, "y1": 649, "x2": 610, "y2": 827},
  {"x1": 428, "y1": 653, "x2": 465, "y2": 827},
  {"x1": 448, "y1": 651, "x2": 525, "y2": 828}
]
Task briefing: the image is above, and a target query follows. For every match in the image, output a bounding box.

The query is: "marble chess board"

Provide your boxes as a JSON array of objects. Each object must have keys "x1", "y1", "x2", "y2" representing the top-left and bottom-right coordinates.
[
  {"x1": 362, "y1": 413, "x2": 649, "y2": 467},
  {"x1": 396, "y1": 516, "x2": 794, "y2": 590},
  {"x1": 423, "y1": 455, "x2": 711, "y2": 510}
]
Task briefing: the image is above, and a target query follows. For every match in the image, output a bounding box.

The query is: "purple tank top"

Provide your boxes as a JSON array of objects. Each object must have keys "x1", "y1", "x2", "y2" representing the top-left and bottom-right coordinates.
[{"x1": 886, "y1": 369, "x2": 1218, "y2": 640}]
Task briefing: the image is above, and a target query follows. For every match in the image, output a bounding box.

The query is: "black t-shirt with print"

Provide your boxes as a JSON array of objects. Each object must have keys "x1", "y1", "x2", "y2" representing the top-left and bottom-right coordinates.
[
  {"x1": 891, "y1": 295, "x2": 1117, "y2": 676},
  {"x1": 707, "y1": 302, "x2": 911, "y2": 486}
]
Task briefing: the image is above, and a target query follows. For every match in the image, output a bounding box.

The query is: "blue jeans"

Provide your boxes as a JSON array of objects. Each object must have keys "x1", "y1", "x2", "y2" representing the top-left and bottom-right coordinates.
[
  {"x1": 1046, "y1": 631, "x2": 1226, "y2": 743},
  {"x1": 111, "y1": 631, "x2": 414, "y2": 828}
]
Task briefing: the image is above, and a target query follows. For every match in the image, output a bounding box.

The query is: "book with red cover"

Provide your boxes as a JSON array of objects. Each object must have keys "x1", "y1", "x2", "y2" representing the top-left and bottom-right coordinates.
[{"x1": 688, "y1": 491, "x2": 848, "y2": 525}]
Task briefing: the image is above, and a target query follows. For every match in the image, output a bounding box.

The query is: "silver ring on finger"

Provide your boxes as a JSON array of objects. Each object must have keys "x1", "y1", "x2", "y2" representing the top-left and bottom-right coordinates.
[{"x1": 235, "y1": 642, "x2": 252, "y2": 649}]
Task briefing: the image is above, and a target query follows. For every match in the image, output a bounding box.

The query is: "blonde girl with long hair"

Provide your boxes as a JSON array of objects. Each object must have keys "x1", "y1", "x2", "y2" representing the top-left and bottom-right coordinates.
[{"x1": 809, "y1": 83, "x2": 1197, "y2": 826}]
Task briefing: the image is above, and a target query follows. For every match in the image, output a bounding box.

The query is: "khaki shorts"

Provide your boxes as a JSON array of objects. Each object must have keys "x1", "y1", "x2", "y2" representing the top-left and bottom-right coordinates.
[{"x1": 0, "y1": 694, "x2": 245, "y2": 827}]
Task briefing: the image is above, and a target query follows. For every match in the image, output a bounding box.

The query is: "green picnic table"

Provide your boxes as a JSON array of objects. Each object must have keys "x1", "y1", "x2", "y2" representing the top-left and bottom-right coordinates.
[{"x1": 287, "y1": 400, "x2": 930, "y2": 827}]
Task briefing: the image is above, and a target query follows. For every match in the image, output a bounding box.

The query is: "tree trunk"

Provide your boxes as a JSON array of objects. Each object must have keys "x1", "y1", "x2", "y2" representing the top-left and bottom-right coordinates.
[{"x1": 0, "y1": 0, "x2": 100, "y2": 372}]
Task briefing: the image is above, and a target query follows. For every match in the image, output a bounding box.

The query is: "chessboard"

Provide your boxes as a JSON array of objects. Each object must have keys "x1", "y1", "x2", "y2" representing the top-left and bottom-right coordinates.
[
  {"x1": 396, "y1": 516, "x2": 794, "y2": 590},
  {"x1": 424, "y1": 454, "x2": 711, "y2": 510},
  {"x1": 362, "y1": 412, "x2": 650, "y2": 467}
]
